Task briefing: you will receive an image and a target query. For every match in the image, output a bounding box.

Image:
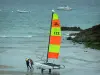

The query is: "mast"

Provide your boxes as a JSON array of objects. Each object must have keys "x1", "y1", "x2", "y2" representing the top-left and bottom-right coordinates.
[{"x1": 46, "y1": 10, "x2": 55, "y2": 63}]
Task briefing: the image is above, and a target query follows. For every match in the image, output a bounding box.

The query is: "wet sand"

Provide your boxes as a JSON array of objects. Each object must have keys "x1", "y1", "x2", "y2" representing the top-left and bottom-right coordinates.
[
  {"x1": 0, "y1": 65, "x2": 26, "y2": 75},
  {"x1": 0, "y1": 70, "x2": 26, "y2": 74},
  {"x1": 0, "y1": 65, "x2": 14, "y2": 69},
  {"x1": 0, "y1": 65, "x2": 23, "y2": 75},
  {"x1": 0, "y1": 70, "x2": 60, "y2": 75},
  {"x1": 0, "y1": 65, "x2": 60, "y2": 75}
]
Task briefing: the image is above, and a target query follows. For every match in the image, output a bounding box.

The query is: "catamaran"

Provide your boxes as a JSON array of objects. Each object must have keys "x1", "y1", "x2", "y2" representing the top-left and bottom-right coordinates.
[{"x1": 34, "y1": 10, "x2": 65, "y2": 73}]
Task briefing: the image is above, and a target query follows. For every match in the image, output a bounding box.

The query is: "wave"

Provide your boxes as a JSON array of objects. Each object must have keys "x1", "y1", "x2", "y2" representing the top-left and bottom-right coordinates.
[
  {"x1": 0, "y1": 35, "x2": 33, "y2": 38},
  {"x1": 61, "y1": 45, "x2": 78, "y2": 48},
  {"x1": 61, "y1": 56, "x2": 100, "y2": 63},
  {"x1": 0, "y1": 34, "x2": 48, "y2": 38},
  {"x1": 16, "y1": 10, "x2": 30, "y2": 13}
]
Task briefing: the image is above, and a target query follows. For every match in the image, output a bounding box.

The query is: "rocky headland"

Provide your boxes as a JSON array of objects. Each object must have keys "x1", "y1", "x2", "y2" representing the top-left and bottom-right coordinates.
[
  {"x1": 61, "y1": 26, "x2": 82, "y2": 31},
  {"x1": 72, "y1": 24, "x2": 100, "y2": 50}
]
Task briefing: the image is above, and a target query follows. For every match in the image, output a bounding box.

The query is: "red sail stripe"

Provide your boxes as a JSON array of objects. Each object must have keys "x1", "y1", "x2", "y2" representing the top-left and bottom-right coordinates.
[
  {"x1": 50, "y1": 36, "x2": 61, "y2": 45},
  {"x1": 48, "y1": 52, "x2": 59, "y2": 59},
  {"x1": 52, "y1": 20, "x2": 60, "y2": 27}
]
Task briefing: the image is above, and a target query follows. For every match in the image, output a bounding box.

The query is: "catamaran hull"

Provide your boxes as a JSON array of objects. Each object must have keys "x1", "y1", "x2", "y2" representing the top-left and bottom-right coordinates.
[
  {"x1": 34, "y1": 62, "x2": 53, "y2": 69},
  {"x1": 34, "y1": 62, "x2": 65, "y2": 73},
  {"x1": 34, "y1": 62, "x2": 65, "y2": 69}
]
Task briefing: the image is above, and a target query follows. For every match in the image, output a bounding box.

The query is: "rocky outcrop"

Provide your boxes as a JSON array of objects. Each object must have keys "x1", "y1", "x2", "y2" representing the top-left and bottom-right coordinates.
[
  {"x1": 72, "y1": 24, "x2": 100, "y2": 50},
  {"x1": 61, "y1": 26, "x2": 82, "y2": 31}
]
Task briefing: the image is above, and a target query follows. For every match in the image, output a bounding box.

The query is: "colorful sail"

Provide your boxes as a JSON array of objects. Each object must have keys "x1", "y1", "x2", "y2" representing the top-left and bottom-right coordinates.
[{"x1": 47, "y1": 11, "x2": 61, "y2": 59}]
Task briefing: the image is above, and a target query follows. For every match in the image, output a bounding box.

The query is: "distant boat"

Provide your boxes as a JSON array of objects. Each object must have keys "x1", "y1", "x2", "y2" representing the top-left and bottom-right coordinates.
[
  {"x1": 57, "y1": 6, "x2": 72, "y2": 11},
  {"x1": 17, "y1": 10, "x2": 30, "y2": 13}
]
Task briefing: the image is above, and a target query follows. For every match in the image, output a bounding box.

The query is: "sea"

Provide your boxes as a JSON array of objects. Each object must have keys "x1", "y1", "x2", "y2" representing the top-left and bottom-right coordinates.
[{"x1": 0, "y1": 0, "x2": 100, "y2": 75}]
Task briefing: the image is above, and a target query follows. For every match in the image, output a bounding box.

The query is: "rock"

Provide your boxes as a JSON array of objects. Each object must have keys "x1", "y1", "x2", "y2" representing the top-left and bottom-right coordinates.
[
  {"x1": 67, "y1": 36, "x2": 72, "y2": 40},
  {"x1": 84, "y1": 51, "x2": 88, "y2": 52}
]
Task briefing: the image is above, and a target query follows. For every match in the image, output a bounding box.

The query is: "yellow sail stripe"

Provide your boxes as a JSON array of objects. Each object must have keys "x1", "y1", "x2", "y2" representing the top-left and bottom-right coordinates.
[
  {"x1": 52, "y1": 13, "x2": 59, "y2": 20},
  {"x1": 51, "y1": 27, "x2": 61, "y2": 36},
  {"x1": 49, "y1": 44, "x2": 60, "y2": 53}
]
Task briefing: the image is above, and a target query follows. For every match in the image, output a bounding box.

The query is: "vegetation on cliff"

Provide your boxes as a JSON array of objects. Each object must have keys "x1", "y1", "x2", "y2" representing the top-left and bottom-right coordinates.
[{"x1": 72, "y1": 24, "x2": 100, "y2": 50}]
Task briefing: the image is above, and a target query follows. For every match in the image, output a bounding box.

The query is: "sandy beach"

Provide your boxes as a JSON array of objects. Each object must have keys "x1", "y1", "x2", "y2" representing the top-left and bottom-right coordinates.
[
  {"x1": 1, "y1": 40, "x2": 100, "y2": 75},
  {"x1": 0, "y1": 69, "x2": 60, "y2": 75},
  {"x1": 0, "y1": 65, "x2": 14, "y2": 69},
  {"x1": 0, "y1": 65, "x2": 60, "y2": 75},
  {"x1": 0, "y1": 70, "x2": 26, "y2": 75},
  {"x1": 0, "y1": 65, "x2": 24, "y2": 75}
]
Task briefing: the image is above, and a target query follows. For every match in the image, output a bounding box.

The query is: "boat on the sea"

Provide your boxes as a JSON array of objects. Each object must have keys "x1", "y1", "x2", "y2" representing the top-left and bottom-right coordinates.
[
  {"x1": 34, "y1": 10, "x2": 65, "y2": 73},
  {"x1": 57, "y1": 6, "x2": 72, "y2": 11},
  {"x1": 16, "y1": 10, "x2": 30, "y2": 13}
]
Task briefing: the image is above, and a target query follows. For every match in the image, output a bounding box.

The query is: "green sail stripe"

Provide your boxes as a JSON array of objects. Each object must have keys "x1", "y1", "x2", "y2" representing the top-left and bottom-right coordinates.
[
  {"x1": 51, "y1": 27, "x2": 61, "y2": 36},
  {"x1": 49, "y1": 44, "x2": 60, "y2": 53},
  {"x1": 53, "y1": 13, "x2": 59, "y2": 20}
]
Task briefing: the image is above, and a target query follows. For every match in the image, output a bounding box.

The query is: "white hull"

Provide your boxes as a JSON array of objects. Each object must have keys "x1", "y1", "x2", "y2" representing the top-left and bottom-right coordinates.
[
  {"x1": 34, "y1": 62, "x2": 53, "y2": 69},
  {"x1": 57, "y1": 6, "x2": 72, "y2": 11},
  {"x1": 34, "y1": 62, "x2": 65, "y2": 70}
]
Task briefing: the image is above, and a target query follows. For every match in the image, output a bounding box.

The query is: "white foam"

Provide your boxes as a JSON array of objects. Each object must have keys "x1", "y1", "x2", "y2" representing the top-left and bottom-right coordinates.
[{"x1": 0, "y1": 35, "x2": 33, "y2": 38}]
